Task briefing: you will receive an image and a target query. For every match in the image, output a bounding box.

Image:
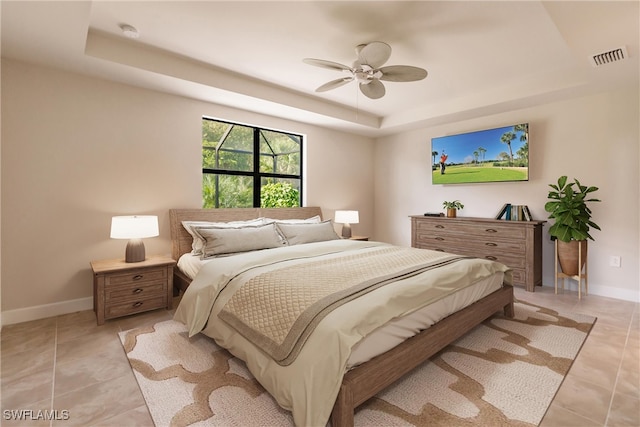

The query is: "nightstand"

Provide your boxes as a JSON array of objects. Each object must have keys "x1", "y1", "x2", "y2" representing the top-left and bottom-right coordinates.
[
  {"x1": 90, "y1": 255, "x2": 176, "y2": 325},
  {"x1": 349, "y1": 236, "x2": 369, "y2": 241}
]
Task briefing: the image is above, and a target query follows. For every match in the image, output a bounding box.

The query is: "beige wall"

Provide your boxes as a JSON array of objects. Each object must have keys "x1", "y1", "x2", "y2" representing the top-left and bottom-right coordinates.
[
  {"x1": 0, "y1": 59, "x2": 374, "y2": 323},
  {"x1": 374, "y1": 88, "x2": 640, "y2": 301}
]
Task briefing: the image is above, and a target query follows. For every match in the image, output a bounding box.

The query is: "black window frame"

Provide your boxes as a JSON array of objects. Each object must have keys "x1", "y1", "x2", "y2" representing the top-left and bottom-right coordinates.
[{"x1": 202, "y1": 117, "x2": 304, "y2": 208}]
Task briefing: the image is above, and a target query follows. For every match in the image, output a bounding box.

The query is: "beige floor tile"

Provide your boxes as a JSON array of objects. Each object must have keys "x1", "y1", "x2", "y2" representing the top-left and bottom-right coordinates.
[
  {"x1": 1, "y1": 324, "x2": 56, "y2": 357},
  {"x1": 88, "y1": 404, "x2": 154, "y2": 427},
  {"x1": 1, "y1": 347, "x2": 55, "y2": 383},
  {"x1": 52, "y1": 371, "x2": 145, "y2": 427},
  {"x1": 54, "y1": 346, "x2": 133, "y2": 396},
  {"x1": 55, "y1": 327, "x2": 123, "y2": 366},
  {"x1": 607, "y1": 392, "x2": 640, "y2": 426},
  {"x1": 552, "y1": 374, "x2": 612, "y2": 424},
  {"x1": 569, "y1": 341, "x2": 620, "y2": 391},
  {"x1": 1, "y1": 367, "x2": 53, "y2": 411},
  {"x1": 56, "y1": 309, "x2": 120, "y2": 344},
  {"x1": 0, "y1": 398, "x2": 57, "y2": 427},
  {"x1": 540, "y1": 403, "x2": 602, "y2": 426}
]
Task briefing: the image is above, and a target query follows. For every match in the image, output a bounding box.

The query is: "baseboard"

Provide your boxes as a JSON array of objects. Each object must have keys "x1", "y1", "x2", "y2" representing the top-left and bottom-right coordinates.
[
  {"x1": 540, "y1": 281, "x2": 640, "y2": 303},
  {"x1": 1, "y1": 297, "x2": 94, "y2": 326}
]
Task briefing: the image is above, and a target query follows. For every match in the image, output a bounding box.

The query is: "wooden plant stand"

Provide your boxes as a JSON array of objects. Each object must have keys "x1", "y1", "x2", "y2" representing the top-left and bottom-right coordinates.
[{"x1": 555, "y1": 239, "x2": 588, "y2": 299}]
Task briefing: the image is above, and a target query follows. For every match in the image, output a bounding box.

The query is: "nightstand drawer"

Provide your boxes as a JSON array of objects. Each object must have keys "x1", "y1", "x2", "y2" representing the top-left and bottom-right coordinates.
[
  {"x1": 91, "y1": 255, "x2": 176, "y2": 325},
  {"x1": 105, "y1": 296, "x2": 167, "y2": 319},
  {"x1": 106, "y1": 267, "x2": 167, "y2": 286},
  {"x1": 105, "y1": 280, "x2": 166, "y2": 302}
]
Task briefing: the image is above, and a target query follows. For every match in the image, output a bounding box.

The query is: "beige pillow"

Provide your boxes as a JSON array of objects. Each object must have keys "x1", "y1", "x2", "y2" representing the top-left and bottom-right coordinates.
[
  {"x1": 276, "y1": 220, "x2": 340, "y2": 246},
  {"x1": 194, "y1": 223, "x2": 284, "y2": 258},
  {"x1": 182, "y1": 218, "x2": 264, "y2": 255}
]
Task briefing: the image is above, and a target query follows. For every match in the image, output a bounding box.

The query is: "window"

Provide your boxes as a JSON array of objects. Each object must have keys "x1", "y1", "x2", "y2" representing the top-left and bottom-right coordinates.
[{"x1": 202, "y1": 117, "x2": 303, "y2": 208}]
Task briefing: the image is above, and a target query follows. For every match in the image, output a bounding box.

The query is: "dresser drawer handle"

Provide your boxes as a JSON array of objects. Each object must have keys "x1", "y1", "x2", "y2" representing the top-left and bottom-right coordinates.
[
  {"x1": 133, "y1": 288, "x2": 143, "y2": 294},
  {"x1": 133, "y1": 301, "x2": 143, "y2": 308},
  {"x1": 485, "y1": 256, "x2": 498, "y2": 261},
  {"x1": 485, "y1": 229, "x2": 498, "y2": 233},
  {"x1": 132, "y1": 274, "x2": 144, "y2": 281},
  {"x1": 435, "y1": 225, "x2": 445, "y2": 229},
  {"x1": 435, "y1": 237, "x2": 445, "y2": 241},
  {"x1": 485, "y1": 242, "x2": 497, "y2": 246}
]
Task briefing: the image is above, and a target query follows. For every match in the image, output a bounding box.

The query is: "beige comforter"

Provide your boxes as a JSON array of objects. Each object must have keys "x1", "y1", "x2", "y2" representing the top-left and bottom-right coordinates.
[{"x1": 174, "y1": 240, "x2": 511, "y2": 426}]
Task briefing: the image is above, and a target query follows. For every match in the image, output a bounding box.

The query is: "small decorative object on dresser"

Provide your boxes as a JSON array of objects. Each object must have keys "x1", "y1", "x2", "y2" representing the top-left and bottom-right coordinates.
[
  {"x1": 91, "y1": 255, "x2": 175, "y2": 325},
  {"x1": 411, "y1": 215, "x2": 545, "y2": 292},
  {"x1": 442, "y1": 200, "x2": 464, "y2": 218}
]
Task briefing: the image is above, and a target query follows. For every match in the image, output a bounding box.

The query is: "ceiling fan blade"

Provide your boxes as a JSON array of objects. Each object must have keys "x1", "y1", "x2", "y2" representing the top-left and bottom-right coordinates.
[
  {"x1": 359, "y1": 80, "x2": 385, "y2": 99},
  {"x1": 316, "y1": 77, "x2": 354, "y2": 92},
  {"x1": 356, "y1": 41, "x2": 391, "y2": 68},
  {"x1": 303, "y1": 58, "x2": 352, "y2": 72},
  {"x1": 378, "y1": 65, "x2": 428, "y2": 82}
]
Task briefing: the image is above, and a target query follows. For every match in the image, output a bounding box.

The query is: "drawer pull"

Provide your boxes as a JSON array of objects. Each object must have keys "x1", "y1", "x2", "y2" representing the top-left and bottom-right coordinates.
[
  {"x1": 132, "y1": 275, "x2": 143, "y2": 281},
  {"x1": 485, "y1": 256, "x2": 498, "y2": 261},
  {"x1": 435, "y1": 237, "x2": 445, "y2": 241},
  {"x1": 435, "y1": 225, "x2": 445, "y2": 229},
  {"x1": 435, "y1": 249, "x2": 445, "y2": 252},
  {"x1": 485, "y1": 229, "x2": 498, "y2": 233},
  {"x1": 133, "y1": 288, "x2": 143, "y2": 294},
  {"x1": 133, "y1": 301, "x2": 143, "y2": 308},
  {"x1": 485, "y1": 242, "x2": 497, "y2": 247}
]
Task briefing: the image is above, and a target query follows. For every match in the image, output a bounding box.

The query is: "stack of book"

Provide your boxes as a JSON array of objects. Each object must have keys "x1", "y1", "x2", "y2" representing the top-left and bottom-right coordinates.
[{"x1": 495, "y1": 204, "x2": 534, "y2": 221}]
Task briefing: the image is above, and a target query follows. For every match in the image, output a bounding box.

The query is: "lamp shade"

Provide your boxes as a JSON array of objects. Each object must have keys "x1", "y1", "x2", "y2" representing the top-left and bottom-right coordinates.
[
  {"x1": 334, "y1": 210, "x2": 359, "y2": 224},
  {"x1": 110, "y1": 215, "x2": 159, "y2": 239}
]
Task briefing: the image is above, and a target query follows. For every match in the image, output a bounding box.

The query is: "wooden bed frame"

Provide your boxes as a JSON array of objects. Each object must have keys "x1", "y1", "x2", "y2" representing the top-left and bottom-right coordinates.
[{"x1": 169, "y1": 207, "x2": 515, "y2": 427}]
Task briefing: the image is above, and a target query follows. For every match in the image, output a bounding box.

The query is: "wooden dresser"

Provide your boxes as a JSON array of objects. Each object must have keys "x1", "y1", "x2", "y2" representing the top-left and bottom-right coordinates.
[
  {"x1": 411, "y1": 215, "x2": 545, "y2": 292},
  {"x1": 91, "y1": 255, "x2": 175, "y2": 325}
]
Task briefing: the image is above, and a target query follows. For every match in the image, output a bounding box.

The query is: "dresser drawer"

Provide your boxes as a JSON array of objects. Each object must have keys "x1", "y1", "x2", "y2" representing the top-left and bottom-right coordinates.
[
  {"x1": 105, "y1": 280, "x2": 166, "y2": 302},
  {"x1": 416, "y1": 232, "x2": 525, "y2": 254},
  {"x1": 105, "y1": 295, "x2": 167, "y2": 319},
  {"x1": 420, "y1": 244, "x2": 526, "y2": 269},
  {"x1": 415, "y1": 219, "x2": 526, "y2": 240},
  {"x1": 105, "y1": 267, "x2": 167, "y2": 286}
]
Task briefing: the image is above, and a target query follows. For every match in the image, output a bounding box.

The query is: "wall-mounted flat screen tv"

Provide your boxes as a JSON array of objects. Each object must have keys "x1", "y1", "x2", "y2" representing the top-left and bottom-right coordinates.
[{"x1": 431, "y1": 123, "x2": 529, "y2": 185}]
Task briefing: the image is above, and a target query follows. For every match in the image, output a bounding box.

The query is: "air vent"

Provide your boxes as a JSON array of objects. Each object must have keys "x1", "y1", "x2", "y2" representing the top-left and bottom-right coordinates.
[{"x1": 590, "y1": 46, "x2": 628, "y2": 67}]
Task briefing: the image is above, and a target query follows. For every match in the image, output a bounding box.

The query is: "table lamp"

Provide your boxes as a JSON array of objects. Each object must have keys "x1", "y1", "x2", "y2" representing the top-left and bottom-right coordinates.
[
  {"x1": 334, "y1": 210, "x2": 359, "y2": 239},
  {"x1": 110, "y1": 215, "x2": 159, "y2": 262}
]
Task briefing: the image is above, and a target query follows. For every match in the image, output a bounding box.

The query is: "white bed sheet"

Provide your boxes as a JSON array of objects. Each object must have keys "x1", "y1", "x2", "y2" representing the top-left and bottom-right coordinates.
[{"x1": 177, "y1": 251, "x2": 503, "y2": 368}]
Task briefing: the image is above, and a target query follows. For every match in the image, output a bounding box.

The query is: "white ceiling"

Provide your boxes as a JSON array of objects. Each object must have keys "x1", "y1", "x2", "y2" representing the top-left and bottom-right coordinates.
[{"x1": 2, "y1": 1, "x2": 638, "y2": 137}]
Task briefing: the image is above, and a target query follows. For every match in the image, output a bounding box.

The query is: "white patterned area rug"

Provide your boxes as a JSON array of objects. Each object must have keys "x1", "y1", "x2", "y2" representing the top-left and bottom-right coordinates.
[{"x1": 119, "y1": 301, "x2": 595, "y2": 427}]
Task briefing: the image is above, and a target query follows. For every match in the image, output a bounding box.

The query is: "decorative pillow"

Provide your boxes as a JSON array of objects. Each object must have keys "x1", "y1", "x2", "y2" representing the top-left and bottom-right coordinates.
[
  {"x1": 194, "y1": 223, "x2": 285, "y2": 258},
  {"x1": 182, "y1": 218, "x2": 264, "y2": 255},
  {"x1": 276, "y1": 220, "x2": 340, "y2": 246}
]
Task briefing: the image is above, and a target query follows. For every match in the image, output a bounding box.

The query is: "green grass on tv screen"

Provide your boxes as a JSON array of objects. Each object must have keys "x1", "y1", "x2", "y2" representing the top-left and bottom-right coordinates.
[{"x1": 432, "y1": 164, "x2": 528, "y2": 184}]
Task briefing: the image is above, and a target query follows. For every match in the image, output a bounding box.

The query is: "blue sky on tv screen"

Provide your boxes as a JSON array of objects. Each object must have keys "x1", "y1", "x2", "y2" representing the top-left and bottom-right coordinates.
[{"x1": 431, "y1": 124, "x2": 527, "y2": 164}]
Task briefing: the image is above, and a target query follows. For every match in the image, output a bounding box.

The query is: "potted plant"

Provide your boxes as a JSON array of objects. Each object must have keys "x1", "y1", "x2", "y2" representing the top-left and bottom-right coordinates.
[
  {"x1": 544, "y1": 176, "x2": 601, "y2": 276},
  {"x1": 442, "y1": 200, "x2": 464, "y2": 218}
]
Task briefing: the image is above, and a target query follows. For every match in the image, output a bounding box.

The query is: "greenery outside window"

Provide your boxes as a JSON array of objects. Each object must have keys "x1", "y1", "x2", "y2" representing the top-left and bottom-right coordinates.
[{"x1": 202, "y1": 117, "x2": 303, "y2": 208}]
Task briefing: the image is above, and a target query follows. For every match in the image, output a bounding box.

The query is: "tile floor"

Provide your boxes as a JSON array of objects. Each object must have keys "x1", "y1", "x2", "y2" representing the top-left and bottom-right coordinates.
[{"x1": 1, "y1": 286, "x2": 638, "y2": 426}]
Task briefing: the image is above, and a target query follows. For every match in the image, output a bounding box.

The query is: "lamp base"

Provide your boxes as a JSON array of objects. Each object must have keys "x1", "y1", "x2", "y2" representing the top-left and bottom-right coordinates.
[
  {"x1": 341, "y1": 223, "x2": 352, "y2": 239},
  {"x1": 125, "y1": 238, "x2": 146, "y2": 263}
]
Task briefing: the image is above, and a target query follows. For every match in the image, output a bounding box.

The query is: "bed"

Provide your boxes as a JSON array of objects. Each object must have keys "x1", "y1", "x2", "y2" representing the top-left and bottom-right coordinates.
[{"x1": 169, "y1": 207, "x2": 514, "y2": 427}]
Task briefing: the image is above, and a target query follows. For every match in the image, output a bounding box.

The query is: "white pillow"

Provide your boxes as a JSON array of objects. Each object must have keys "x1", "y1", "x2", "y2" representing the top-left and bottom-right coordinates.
[
  {"x1": 182, "y1": 218, "x2": 264, "y2": 255},
  {"x1": 276, "y1": 220, "x2": 340, "y2": 246},
  {"x1": 194, "y1": 223, "x2": 285, "y2": 258},
  {"x1": 263, "y1": 215, "x2": 321, "y2": 224}
]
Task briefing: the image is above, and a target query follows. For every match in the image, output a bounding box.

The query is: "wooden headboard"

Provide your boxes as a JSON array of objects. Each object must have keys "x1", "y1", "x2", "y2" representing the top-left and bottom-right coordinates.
[{"x1": 169, "y1": 207, "x2": 323, "y2": 262}]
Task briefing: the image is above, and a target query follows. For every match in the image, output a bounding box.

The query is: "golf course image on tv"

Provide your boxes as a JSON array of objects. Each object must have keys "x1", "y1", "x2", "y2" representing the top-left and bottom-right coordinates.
[{"x1": 431, "y1": 123, "x2": 529, "y2": 185}]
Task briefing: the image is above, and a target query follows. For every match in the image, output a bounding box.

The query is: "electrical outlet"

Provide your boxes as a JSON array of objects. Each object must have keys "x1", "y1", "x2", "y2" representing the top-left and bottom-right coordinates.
[{"x1": 609, "y1": 256, "x2": 621, "y2": 268}]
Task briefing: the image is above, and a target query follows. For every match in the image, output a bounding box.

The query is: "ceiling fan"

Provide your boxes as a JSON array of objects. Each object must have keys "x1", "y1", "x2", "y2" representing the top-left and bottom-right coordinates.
[{"x1": 303, "y1": 41, "x2": 428, "y2": 100}]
